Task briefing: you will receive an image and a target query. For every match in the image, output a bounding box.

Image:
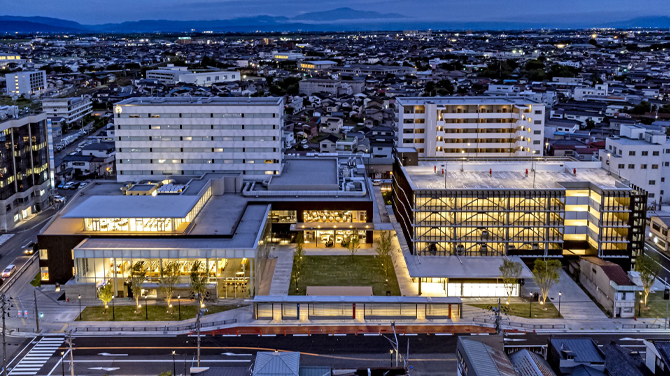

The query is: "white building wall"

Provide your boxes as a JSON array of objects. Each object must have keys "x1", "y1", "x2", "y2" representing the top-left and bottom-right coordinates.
[
  {"x1": 5, "y1": 71, "x2": 47, "y2": 96},
  {"x1": 396, "y1": 97, "x2": 545, "y2": 158},
  {"x1": 114, "y1": 98, "x2": 284, "y2": 182},
  {"x1": 599, "y1": 127, "x2": 670, "y2": 204}
]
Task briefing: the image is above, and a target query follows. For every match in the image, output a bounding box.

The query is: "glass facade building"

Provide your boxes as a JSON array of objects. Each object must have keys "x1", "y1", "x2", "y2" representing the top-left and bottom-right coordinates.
[
  {"x1": 0, "y1": 113, "x2": 51, "y2": 231},
  {"x1": 393, "y1": 159, "x2": 647, "y2": 271}
]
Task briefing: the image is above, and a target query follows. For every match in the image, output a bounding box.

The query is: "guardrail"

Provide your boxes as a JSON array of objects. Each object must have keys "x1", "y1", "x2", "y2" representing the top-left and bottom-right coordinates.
[
  {"x1": 0, "y1": 254, "x2": 38, "y2": 294},
  {"x1": 72, "y1": 318, "x2": 237, "y2": 333},
  {"x1": 472, "y1": 317, "x2": 565, "y2": 330},
  {"x1": 622, "y1": 323, "x2": 662, "y2": 329}
]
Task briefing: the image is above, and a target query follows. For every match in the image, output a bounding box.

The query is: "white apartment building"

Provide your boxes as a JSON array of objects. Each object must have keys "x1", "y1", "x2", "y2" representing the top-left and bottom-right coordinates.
[
  {"x1": 42, "y1": 96, "x2": 92, "y2": 125},
  {"x1": 114, "y1": 97, "x2": 284, "y2": 182},
  {"x1": 146, "y1": 69, "x2": 183, "y2": 85},
  {"x1": 179, "y1": 71, "x2": 240, "y2": 87},
  {"x1": 146, "y1": 68, "x2": 240, "y2": 86},
  {"x1": 5, "y1": 71, "x2": 47, "y2": 97},
  {"x1": 395, "y1": 97, "x2": 545, "y2": 158},
  {"x1": 574, "y1": 84, "x2": 608, "y2": 101},
  {"x1": 599, "y1": 124, "x2": 670, "y2": 205}
]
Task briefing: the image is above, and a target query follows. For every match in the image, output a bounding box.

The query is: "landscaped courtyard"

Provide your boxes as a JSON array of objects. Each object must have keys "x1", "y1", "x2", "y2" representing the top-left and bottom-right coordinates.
[
  {"x1": 468, "y1": 301, "x2": 562, "y2": 319},
  {"x1": 289, "y1": 255, "x2": 401, "y2": 296},
  {"x1": 77, "y1": 303, "x2": 241, "y2": 321}
]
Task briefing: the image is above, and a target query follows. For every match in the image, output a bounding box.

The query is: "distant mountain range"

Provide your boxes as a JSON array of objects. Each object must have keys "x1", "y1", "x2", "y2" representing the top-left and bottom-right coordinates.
[
  {"x1": 1, "y1": 11, "x2": 670, "y2": 33},
  {"x1": 290, "y1": 7, "x2": 406, "y2": 22}
]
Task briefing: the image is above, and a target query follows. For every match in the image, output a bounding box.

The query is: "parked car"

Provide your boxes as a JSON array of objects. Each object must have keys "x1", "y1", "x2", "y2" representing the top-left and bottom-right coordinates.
[
  {"x1": 2, "y1": 265, "x2": 16, "y2": 278},
  {"x1": 78, "y1": 182, "x2": 88, "y2": 189},
  {"x1": 54, "y1": 195, "x2": 66, "y2": 204},
  {"x1": 63, "y1": 182, "x2": 76, "y2": 190},
  {"x1": 57, "y1": 182, "x2": 65, "y2": 189}
]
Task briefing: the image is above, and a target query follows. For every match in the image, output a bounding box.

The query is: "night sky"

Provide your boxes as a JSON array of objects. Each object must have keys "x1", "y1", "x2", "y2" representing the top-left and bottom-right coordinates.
[{"x1": 4, "y1": 0, "x2": 670, "y2": 24}]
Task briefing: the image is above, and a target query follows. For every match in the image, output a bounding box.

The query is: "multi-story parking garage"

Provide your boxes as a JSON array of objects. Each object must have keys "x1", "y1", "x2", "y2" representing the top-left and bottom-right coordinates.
[{"x1": 392, "y1": 157, "x2": 647, "y2": 297}]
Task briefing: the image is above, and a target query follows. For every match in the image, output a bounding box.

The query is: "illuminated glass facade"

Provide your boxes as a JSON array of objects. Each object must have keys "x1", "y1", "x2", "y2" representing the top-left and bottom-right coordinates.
[{"x1": 393, "y1": 159, "x2": 647, "y2": 269}]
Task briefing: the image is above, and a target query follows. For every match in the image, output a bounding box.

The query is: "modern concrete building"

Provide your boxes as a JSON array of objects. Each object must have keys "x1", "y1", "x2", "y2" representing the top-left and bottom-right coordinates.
[
  {"x1": 649, "y1": 216, "x2": 670, "y2": 252},
  {"x1": 599, "y1": 124, "x2": 670, "y2": 205},
  {"x1": 37, "y1": 156, "x2": 377, "y2": 300},
  {"x1": 146, "y1": 69, "x2": 240, "y2": 86},
  {"x1": 298, "y1": 60, "x2": 338, "y2": 74},
  {"x1": 113, "y1": 97, "x2": 284, "y2": 182},
  {"x1": 145, "y1": 69, "x2": 184, "y2": 85},
  {"x1": 42, "y1": 96, "x2": 92, "y2": 125},
  {"x1": 179, "y1": 71, "x2": 241, "y2": 86},
  {"x1": 5, "y1": 70, "x2": 47, "y2": 97},
  {"x1": 273, "y1": 52, "x2": 304, "y2": 61},
  {"x1": 0, "y1": 113, "x2": 52, "y2": 231},
  {"x1": 331, "y1": 64, "x2": 417, "y2": 77},
  {"x1": 298, "y1": 78, "x2": 365, "y2": 96},
  {"x1": 395, "y1": 97, "x2": 545, "y2": 158},
  {"x1": 0, "y1": 53, "x2": 22, "y2": 67},
  {"x1": 392, "y1": 157, "x2": 647, "y2": 296}
]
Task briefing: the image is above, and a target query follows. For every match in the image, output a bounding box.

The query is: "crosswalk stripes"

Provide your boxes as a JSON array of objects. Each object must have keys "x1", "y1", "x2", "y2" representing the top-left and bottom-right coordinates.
[{"x1": 9, "y1": 336, "x2": 65, "y2": 376}]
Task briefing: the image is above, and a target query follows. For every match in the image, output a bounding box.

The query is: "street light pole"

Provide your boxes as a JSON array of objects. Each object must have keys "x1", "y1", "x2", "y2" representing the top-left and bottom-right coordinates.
[
  {"x1": 172, "y1": 351, "x2": 176, "y2": 376},
  {"x1": 78, "y1": 295, "x2": 81, "y2": 321},
  {"x1": 34, "y1": 289, "x2": 40, "y2": 333},
  {"x1": 145, "y1": 295, "x2": 148, "y2": 320},
  {"x1": 177, "y1": 295, "x2": 181, "y2": 321},
  {"x1": 111, "y1": 296, "x2": 115, "y2": 321},
  {"x1": 558, "y1": 292, "x2": 562, "y2": 318},
  {"x1": 529, "y1": 293, "x2": 533, "y2": 318},
  {"x1": 60, "y1": 352, "x2": 65, "y2": 376}
]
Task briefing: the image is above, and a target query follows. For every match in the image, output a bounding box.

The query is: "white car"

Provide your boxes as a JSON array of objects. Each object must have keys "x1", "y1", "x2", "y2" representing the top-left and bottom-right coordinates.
[{"x1": 2, "y1": 265, "x2": 16, "y2": 278}]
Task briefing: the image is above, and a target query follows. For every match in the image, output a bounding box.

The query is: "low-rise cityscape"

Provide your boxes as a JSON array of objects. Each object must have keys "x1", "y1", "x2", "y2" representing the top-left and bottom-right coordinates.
[{"x1": 1, "y1": 7, "x2": 670, "y2": 376}]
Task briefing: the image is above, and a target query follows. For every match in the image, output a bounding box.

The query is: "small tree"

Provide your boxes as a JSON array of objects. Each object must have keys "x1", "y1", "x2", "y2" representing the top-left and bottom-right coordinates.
[
  {"x1": 159, "y1": 261, "x2": 180, "y2": 308},
  {"x1": 97, "y1": 282, "x2": 114, "y2": 310},
  {"x1": 375, "y1": 231, "x2": 394, "y2": 282},
  {"x1": 292, "y1": 233, "x2": 305, "y2": 293},
  {"x1": 499, "y1": 259, "x2": 523, "y2": 304},
  {"x1": 636, "y1": 253, "x2": 660, "y2": 307},
  {"x1": 129, "y1": 261, "x2": 147, "y2": 310},
  {"x1": 190, "y1": 261, "x2": 209, "y2": 308},
  {"x1": 532, "y1": 259, "x2": 562, "y2": 305},
  {"x1": 348, "y1": 235, "x2": 360, "y2": 260}
]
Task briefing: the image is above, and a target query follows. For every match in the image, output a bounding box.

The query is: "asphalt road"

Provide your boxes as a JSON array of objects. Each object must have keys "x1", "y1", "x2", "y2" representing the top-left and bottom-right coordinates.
[
  {"x1": 5, "y1": 331, "x2": 670, "y2": 376},
  {"x1": 643, "y1": 242, "x2": 670, "y2": 285}
]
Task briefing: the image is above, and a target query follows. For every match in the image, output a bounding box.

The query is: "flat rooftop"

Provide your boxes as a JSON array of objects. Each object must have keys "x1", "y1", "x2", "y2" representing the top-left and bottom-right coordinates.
[
  {"x1": 405, "y1": 256, "x2": 534, "y2": 279},
  {"x1": 117, "y1": 97, "x2": 283, "y2": 106},
  {"x1": 404, "y1": 161, "x2": 621, "y2": 190},
  {"x1": 396, "y1": 96, "x2": 541, "y2": 106},
  {"x1": 73, "y1": 204, "x2": 268, "y2": 251},
  {"x1": 268, "y1": 158, "x2": 338, "y2": 191},
  {"x1": 62, "y1": 195, "x2": 201, "y2": 219}
]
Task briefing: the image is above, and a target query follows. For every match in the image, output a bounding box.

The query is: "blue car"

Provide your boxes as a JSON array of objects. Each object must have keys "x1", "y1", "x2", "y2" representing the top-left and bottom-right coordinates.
[{"x1": 57, "y1": 182, "x2": 65, "y2": 189}]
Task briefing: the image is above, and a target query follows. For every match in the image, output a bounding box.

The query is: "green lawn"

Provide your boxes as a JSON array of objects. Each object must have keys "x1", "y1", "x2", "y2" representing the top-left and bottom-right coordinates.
[
  {"x1": 289, "y1": 255, "x2": 401, "y2": 296},
  {"x1": 469, "y1": 302, "x2": 562, "y2": 319},
  {"x1": 638, "y1": 295, "x2": 670, "y2": 318},
  {"x1": 76, "y1": 303, "x2": 241, "y2": 321},
  {"x1": 30, "y1": 273, "x2": 41, "y2": 287}
]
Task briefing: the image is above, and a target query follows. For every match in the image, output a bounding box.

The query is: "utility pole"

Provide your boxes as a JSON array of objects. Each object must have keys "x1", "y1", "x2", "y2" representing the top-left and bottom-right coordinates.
[
  {"x1": 68, "y1": 331, "x2": 74, "y2": 376},
  {"x1": 2, "y1": 294, "x2": 9, "y2": 376},
  {"x1": 33, "y1": 290, "x2": 40, "y2": 333}
]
